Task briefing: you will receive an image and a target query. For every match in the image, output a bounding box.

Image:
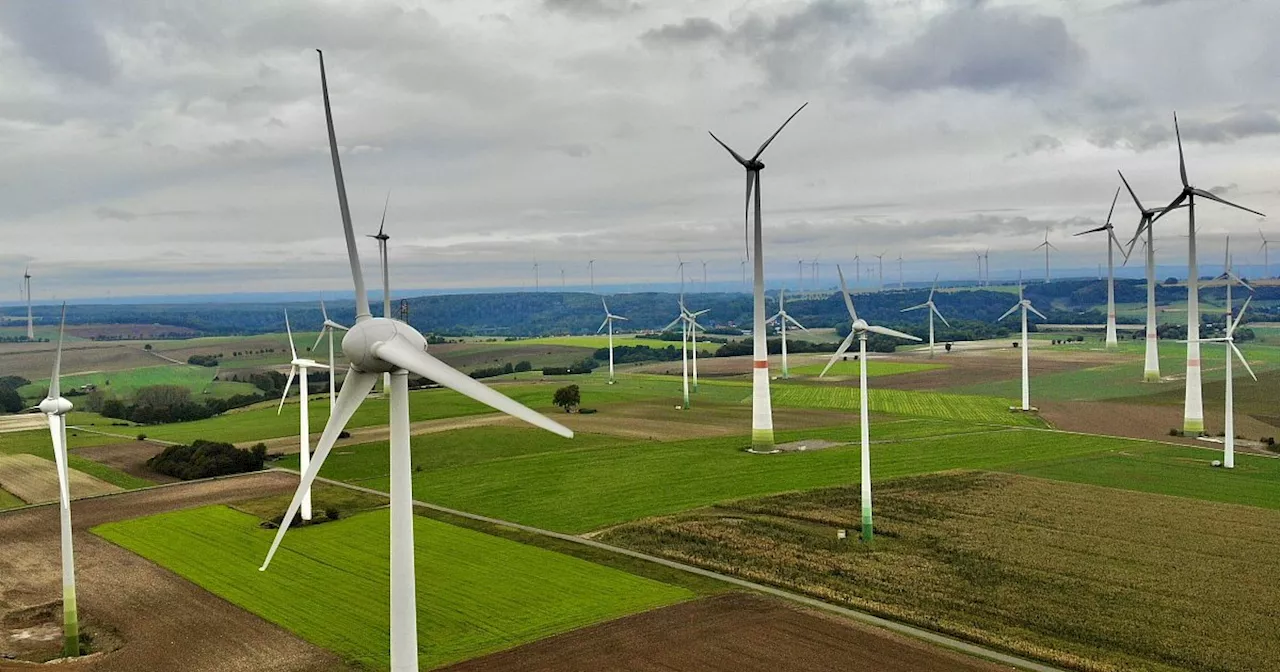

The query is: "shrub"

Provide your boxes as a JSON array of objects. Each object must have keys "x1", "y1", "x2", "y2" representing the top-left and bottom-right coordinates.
[
  {"x1": 137, "y1": 433, "x2": 147, "y2": 441},
  {"x1": 514, "y1": 360, "x2": 533, "y2": 372},
  {"x1": 325, "y1": 508, "x2": 341, "y2": 521},
  {"x1": 146, "y1": 440, "x2": 266, "y2": 480},
  {"x1": 578, "y1": 408, "x2": 598, "y2": 414}
]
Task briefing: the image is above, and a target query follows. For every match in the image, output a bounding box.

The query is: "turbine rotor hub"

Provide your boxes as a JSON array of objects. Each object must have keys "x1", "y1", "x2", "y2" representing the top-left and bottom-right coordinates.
[
  {"x1": 852, "y1": 319, "x2": 868, "y2": 331},
  {"x1": 39, "y1": 397, "x2": 73, "y2": 416},
  {"x1": 746, "y1": 160, "x2": 764, "y2": 171},
  {"x1": 341, "y1": 317, "x2": 428, "y2": 374}
]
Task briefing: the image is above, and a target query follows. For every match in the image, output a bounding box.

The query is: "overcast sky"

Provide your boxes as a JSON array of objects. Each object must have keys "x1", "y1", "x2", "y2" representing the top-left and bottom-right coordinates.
[{"x1": 2, "y1": 0, "x2": 1278, "y2": 301}]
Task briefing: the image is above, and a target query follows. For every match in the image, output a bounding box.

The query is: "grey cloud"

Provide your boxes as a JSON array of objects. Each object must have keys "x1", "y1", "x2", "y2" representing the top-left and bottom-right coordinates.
[
  {"x1": 544, "y1": 0, "x2": 639, "y2": 18},
  {"x1": 207, "y1": 139, "x2": 271, "y2": 157},
  {"x1": 0, "y1": 0, "x2": 116, "y2": 84},
  {"x1": 545, "y1": 143, "x2": 593, "y2": 158},
  {"x1": 856, "y1": 5, "x2": 1085, "y2": 93},
  {"x1": 1208, "y1": 183, "x2": 1237, "y2": 195},
  {"x1": 1089, "y1": 109, "x2": 1280, "y2": 151},
  {"x1": 94, "y1": 207, "x2": 137, "y2": 222},
  {"x1": 1008, "y1": 134, "x2": 1064, "y2": 158},
  {"x1": 640, "y1": 18, "x2": 725, "y2": 46}
]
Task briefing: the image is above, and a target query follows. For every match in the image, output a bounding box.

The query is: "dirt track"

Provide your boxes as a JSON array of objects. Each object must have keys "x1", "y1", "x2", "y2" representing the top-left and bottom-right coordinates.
[
  {"x1": 442, "y1": 593, "x2": 1013, "y2": 672},
  {"x1": 0, "y1": 472, "x2": 350, "y2": 672}
]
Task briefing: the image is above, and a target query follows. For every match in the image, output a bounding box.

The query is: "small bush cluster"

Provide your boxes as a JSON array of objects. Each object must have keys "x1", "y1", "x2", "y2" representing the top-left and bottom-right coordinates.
[{"x1": 186, "y1": 354, "x2": 222, "y2": 367}]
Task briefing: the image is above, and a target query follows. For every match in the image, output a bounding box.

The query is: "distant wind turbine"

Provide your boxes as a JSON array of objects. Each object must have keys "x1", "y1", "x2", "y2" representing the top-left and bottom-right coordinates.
[
  {"x1": 661, "y1": 298, "x2": 705, "y2": 408},
  {"x1": 1074, "y1": 187, "x2": 1125, "y2": 348},
  {"x1": 368, "y1": 193, "x2": 392, "y2": 392},
  {"x1": 983, "y1": 248, "x2": 991, "y2": 286},
  {"x1": 709, "y1": 102, "x2": 807, "y2": 451},
  {"x1": 277, "y1": 311, "x2": 330, "y2": 521},
  {"x1": 767, "y1": 288, "x2": 808, "y2": 378},
  {"x1": 588, "y1": 259, "x2": 595, "y2": 293},
  {"x1": 811, "y1": 255, "x2": 820, "y2": 291},
  {"x1": 821, "y1": 266, "x2": 919, "y2": 543},
  {"x1": 896, "y1": 253, "x2": 904, "y2": 289},
  {"x1": 310, "y1": 296, "x2": 348, "y2": 410},
  {"x1": 597, "y1": 297, "x2": 628, "y2": 384},
  {"x1": 1033, "y1": 229, "x2": 1057, "y2": 283},
  {"x1": 974, "y1": 251, "x2": 983, "y2": 287},
  {"x1": 874, "y1": 251, "x2": 885, "y2": 291},
  {"x1": 740, "y1": 258, "x2": 747, "y2": 290},
  {"x1": 1150, "y1": 112, "x2": 1265, "y2": 435},
  {"x1": 999, "y1": 273, "x2": 1047, "y2": 412},
  {"x1": 901, "y1": 275, "x2": 950, "y2": 358},
  {"x1": 533, "y1": 259, "x2": 540, "y2": 291},
  {"x1": 1260, "y1": 230, "x2": 1273, "y2": 279},
  {"x1": 259, "y1": 52, "x2": 573, "y2": 672},
  {"x1": 38, "y1": 305, "x2": 79, "y2": 657},
  {"x1": 24, "y1": 268, "x2": 33, "y2": 340}
]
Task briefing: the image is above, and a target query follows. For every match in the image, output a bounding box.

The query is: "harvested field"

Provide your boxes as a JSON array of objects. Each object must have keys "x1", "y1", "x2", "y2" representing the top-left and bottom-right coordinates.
[
  {"x1": 0, "y1": 472, "x2": 351, "y2": 671},
  {"x1": 0, "y1": 342, "x2": 158, "y2": 383},
  {"x1": 71, "y1": 442, "x2": 178, "y2": 484},
  {"x1": 1038, "y1": 399, "x2": 1280, "y2": 451},
  {"x1": 0, "y1": 415, "x2": 46, "y2": 434},
  {"x1": 441, "y1": 593, "x2": 1012, "y2": 672},
  {"x1": 0, "y1": 454, "x2": 122, "y2": 504},
  {"x1": 601, "y1": 471, "x2": 1280, "y2": 672}
]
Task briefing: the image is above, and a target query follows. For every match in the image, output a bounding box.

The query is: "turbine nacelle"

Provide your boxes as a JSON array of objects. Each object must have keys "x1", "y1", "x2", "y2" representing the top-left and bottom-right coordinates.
[
  {"x1": 852, "y1": 319, "x2": 869, "y2": 332},
  {"x1": 39, "y1": 397, "x2": 73, "y2": 416},
  {"x1": 342, "y1": 318, "x2": 428, "y2": 374}
]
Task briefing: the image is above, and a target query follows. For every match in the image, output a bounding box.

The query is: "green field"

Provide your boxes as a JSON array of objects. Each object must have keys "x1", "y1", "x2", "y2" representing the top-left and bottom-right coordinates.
[
  {"x1": 94, "y1": 506, "x2": 691, "y2": 670},
  {"x1": 600, "y1": 470, "x2": 1280, "y2": 672},
  {"x1": 17, "y1": 364, "x2": 260, "y2": 402},
  {"x1": 786, "y1": 360, "x2": 945, "y2": 377},
  {"x1": 771, "y1": 385, "x2": 1043, "y2": 427},
  {"x1": 512, "y1": 334, "x2": 725, "y2": 352},
  {"x1": 0, "y1": 486, "x2": 24, "y2": 510},
  {"x1": 1, "y1": 417, "x2": 152, "y2": 491}
]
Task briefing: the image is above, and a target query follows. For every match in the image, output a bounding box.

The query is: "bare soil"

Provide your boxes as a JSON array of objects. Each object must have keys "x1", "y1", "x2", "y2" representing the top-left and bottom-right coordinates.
[
  {"x1": 71, "y1": 442, "x2": 178, "y2": 484},
  {"x1": 0, "y1": 472, "x2": 351, "y2": 672},
  {"x1": 441, "y1": 593, "x2": 1012, "y2": 672},
  {"x1": 1038, "y1": 399, "x2": 1280, "y2": 455},
  {"x1": 0, "y1": 343, "x2": 158, "y2": 382}
]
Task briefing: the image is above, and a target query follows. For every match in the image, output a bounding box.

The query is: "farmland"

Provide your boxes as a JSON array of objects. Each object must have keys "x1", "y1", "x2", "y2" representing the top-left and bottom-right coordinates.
[
  {"x1": 771, "y1": 385, "x2": 1044, "y2": 427},
  {"x1": 94, "y1": 506, "x2": 693, "y2": 670},
  {"x1": 0, "y1": 453, "x2": 122, "y2": 504},
  {"x1": 785, "y1": 360, "x2": 945, "y2": 377},
  {"x1": 17, "y1": 363, "x2": 260, "y2": 402},
  {"x1": 600, "y1": 471, "x2": 1280, "y2": 672}
]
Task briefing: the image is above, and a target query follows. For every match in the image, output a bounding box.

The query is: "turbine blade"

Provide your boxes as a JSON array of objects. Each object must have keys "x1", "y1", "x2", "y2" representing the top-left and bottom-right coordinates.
[
  {"x1": 1231, "y1": 342, "x2": 1257, "y2": 381},
  {"x1": 376, "y1": 338, "x2": 572, "y2": 438},
  {"x1": 1106, "y1": 186, "x2": 1119, "y2": 226},
  {"x1": 785, "y1": 314, "x2": 809, "y2": 332},
  {"x1": 820, "y1": 332, "x2": 857, "y2": 377},
  {"x1": 277, "y1": 366, "x2": 298, "y2": 415},
  {"x1": 316, "y1": 50, "x2": 371, "y2": 322},
  {"x1": 707, "y1": 131, "x2": 749, "y2": 166},
  {"x1": 767, "y1": 312, "x2": 781, "y2": 323},
  {"x1": 1028, "y1": 304, "x2": 1048, "y2": 320},
  {"x1": 261, "y1": 368, "x2": 378, "y2": 571},
  {"x1": 613, "y1": 315, "x2": 629, "y2": 321},
  {"x1": 47, "y1": 414, "x2": 70, "y2": 506},
  {"x1": 1229, "y1": 271, "x2": 1253, "y2": 292},
  {"x1": 285, "y1": 311, "x2": 298, "y2": 360},
  {"x1": 1151, "y1": 193, "x2": 1188, "y2": 223},
  {"x1": 662, "y1": 316, "x2": 682, "y2": 332},
  {"x1": 1189, "y1": 188, "x2": 1266, "y2": 218},
  {"x1": 998, "y1": 304, "x2": 1020, "y2": 322},
  {"x1": 1231, "y1": 296, "x2": 1252, "y2": 333},
  {"x1": 901, "y1": 303, "x2": 929, "y2": 312},
  {"x1": 311, "y1": 327, "x2": 327, "y2": 354},
  {"x1": 750, "y1": 102, "x2": 808, "y2": 161},
  {"x1": 597, "y1": 317, "x2": 609, "y2": 334},
  {"x1": 1118, "y1": 170, "x2": 1146, "y2": 213},
  {"x1": 836, "y1": 264, "x2": 857, "y2": 321},
  {"x1": 743, "y1": 171, "x2": 753, "y2": 259},
  {"x1": 866, "y1": 324, "x2": 921, "y2": 341},
  {"x1": 1174, "y1": 112, "x2": 1188, "y2": 188},
  {"x1": 601, "y1": 296, "x2": 609, "y2": 314},
  {"x1": 378, "y1": 191, "x2": 390, "y2": 236},
  {"x1": 48, "y1": 303, "x2": 67, "y2": 400},
  {"x1": 1074, "y1": 225, "x2": 1109, "y2": 236},
  {"x1": 932, "y1": 305, "x2": 952, "y2": 328}
]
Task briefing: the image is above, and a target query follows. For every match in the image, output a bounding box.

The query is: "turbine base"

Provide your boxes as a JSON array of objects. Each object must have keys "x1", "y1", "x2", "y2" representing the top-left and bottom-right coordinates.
[
  {"x1": 751, "y1": 428, "x2": 774, "y2": 451},
  {"x1": 1143, "y1": 371, "x2": 1161, "y2": 383},
  {"x1": 1182, "y1": 418, "x2": 1205, "y2": 436}
]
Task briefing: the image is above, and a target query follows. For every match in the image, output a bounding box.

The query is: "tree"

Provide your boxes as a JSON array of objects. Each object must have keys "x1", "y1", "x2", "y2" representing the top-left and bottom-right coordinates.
[
  {"x1": 0, "y1": 385, "x2": 22, "y2": 414},
  {"x1": 553, "y1": 385, "x2": 581, "y2": 413},
  {"x1": 144, "y1": 344, "x2": 153, "y2": 351},
  {"x1": 1164, "y1": 277, "x2": 1179, "y2": 285}
]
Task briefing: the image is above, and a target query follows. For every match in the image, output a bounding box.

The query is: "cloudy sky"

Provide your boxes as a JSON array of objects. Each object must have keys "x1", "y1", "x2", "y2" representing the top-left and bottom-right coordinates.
[{"x1": 2, "y1": 0, "x2": 1278, "y2": 301}]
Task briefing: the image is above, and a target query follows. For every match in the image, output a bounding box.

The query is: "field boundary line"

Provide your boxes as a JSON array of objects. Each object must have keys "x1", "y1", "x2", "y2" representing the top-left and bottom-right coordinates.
[
  {"x1": 314, "y1": 474, "x2": 1068, "y2": 672},
  {"x1": 68, "y1": 425, "x2": 182, "y2": 446},
  {"x1": 1020, "y1": 425, "x2": 1280, "y2": 460},
  {"x1": 0, "y1": 468, "x2": 284, "y2": 516}
]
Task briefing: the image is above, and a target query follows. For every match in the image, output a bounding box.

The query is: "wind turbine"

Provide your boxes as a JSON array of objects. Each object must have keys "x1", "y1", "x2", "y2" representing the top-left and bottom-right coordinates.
[
  {"x1": 896, "y1": 253, "x2": 904, "y2": 289},
  {"x1": 1151, "y1": 113, "x2": 1266, "y2": 435},
  {"x1": 588, "y1": 259, "x2": 595, "y2": 292},
  {"x1": 709, "y1": 102, "x2": 807, "y2": 451},
  {"x1": 597, "y1": 297, "x2": 628, "y2": 384},
  {"x1": 662, "y1": 299, "x2": 693, "y2": 409},
  {"x1": 1119, "y1": 170, "x2": 1182, "y2": 382},
  {"x1": 310, "y1": 296, "x2": 348, "y2": 410},
  {"x1": 767, "y1": 288, "x2": 808, "y2": 378},
  {"x1": 24, "y1": 268, "x2": 33, "y2": 340},
  {"x1": 853, "y1": 253, "x2": 861, "y2": 290},
  {"x1": 1184, "y1": 282, "x2": 1254, "y2": 470},
  {"x1": 999, "y1": 273, "x2": 1047, "y2": 411},
  {"x1": 1033, "y1": 229, "x2": 1057, "y2": 283},
  {"x1": 368, "y1": 193, "x2": 393, "y2": 393},
  {"x1": 740, "y1": 258, "x2": 747, "y2": 290},
  {"x1": 1074, "y1": 188, "x2": 1124, "y2": 348},
  {"x1": 560, "y1": 267, "x2": 566, "y2": 289},
  {"x1": 701, "y1": 260, "x2": 708, "y2": 292},
  {"x1": 983, "y1": 248, "x2": 991, "y2": 286},
  {"x1": 901, "y1": 275, "x2": 950, "y2": 358},
  {"x1": 277, "y1": 311, "x2": 330, "y2": 521},
  {"x1": 874, "y1": 251, "x2": 885, "y2": 291},
  {"x1": 260, "y1": 52, "x2": 573, "y2": 672},
  {"x1": 796, "y1": 259, "x2": 805, "y2": 290},
  {"x1": 533, "y1": 259, "x2": 540, "y2": 291},
  {"x1": 820, "y1": 266, "x2": 919, "y2": 543},
  {"x1": 684, "y1": 301, "x2": 710, "y2": 393},
  {"x1": 974, "y1": 251, "x2": 983, "y2": 287},
  {"x1": 1260, "y1": 230, "x2": 1273, "y2": 279},
  {"x1": 811, "y1": 255, "x2": 820, "y2": 291},
  {"x1": 38, "y1": 305, "x2": 79, "y2": 657}
]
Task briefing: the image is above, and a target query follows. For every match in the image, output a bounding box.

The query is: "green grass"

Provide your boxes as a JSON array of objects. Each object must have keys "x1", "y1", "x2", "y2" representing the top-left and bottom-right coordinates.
[
  {"x1": 94, "y1": 506, "x2": 692, "y2": 670},
  {"x1": 349, "y1": 424, "x2": 1122, "y2": 533},
  {"x1": 787, "y1": 360, "x2": 945, "y2": 377},
  {"x1": 17, "y1": 365, "x2": 259, "y2": 402},
  {"x1": 771, "y1": 384, "x2": 1045, "y2": 427},
  {"x1": 0, "y1": 486, "x2": 23, "y2": 510},
  {"x1": 1011, "y1": 443, "x2": 1280, "y2": 510},
  {"x1": 66, "y1": 454, "x2": 152, "y2": 490},
  {"x1": 514, "y1": 334, "x2": 724, "y2": 352},
  {"x1": 0, "y1": 419, "x2": 151, "y2": 490}
]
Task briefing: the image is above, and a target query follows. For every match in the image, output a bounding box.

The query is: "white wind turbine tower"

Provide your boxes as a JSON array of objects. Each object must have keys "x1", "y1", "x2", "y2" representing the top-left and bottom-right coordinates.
[
  {"x1": 277, "y1": 311, "x2": 330, "y2": 521},
  {"x1": 820, "y1": 266, "x2": 919, "y2": 543},
  {"x1": 896, "y1": 253, "x2": 904, "y2": 289},
  {"x1": 685, "y1": 301, "x2": 709, "y2": 392},
  {"x1": 999, "y1": 273, "x2": 1047, "y2": 411},
  {"x1": 709, "y1": 102, "x2": 806, "y2": 451},
  {"x1": 852, "y1": 252, "x2": 861, "y2": 290},
  {"x1": 1184, "y1": 247, "x2": 1254, "y2": 469},
  {"x1": 38, "y1": 305, "x2": 79, "y2": 658},
  {"x1": 260, "y1": 51, "x2": 573, "y2": 672},
  {"x1": 310, "y1": 296, "x2": 348, "y2": 410},
  {"x1": 533, "y1": 259, "x2": 540, "y2": 291},
  {"x1": 1260, "y1": 230, "x2": 1273, "y2": 279},
  {"x1": 811, "y1": 255, "x2": 820, "y2": 291},
  {"x1": 874, "y1": 251, "x2": 885, "y2": 291},
  {"x1": 1033, "y1": 229, "x2": 1057, "y2": 283},
  {"x1": 597, "y1": 297, "x2": 627, "y2": 384},
  {"x1": 368, "y1": 193, "x2": 393, "y2": 393},
  {"x1": 740, "y1": 258, "x2": 747, "y2": 290},
  {"x1": 24, "y1": 268, "x2": 34, "y2": 340},
  {"x1": 974, "y1": 251, "x2": 983, "y2": 287},
  {"x1": 1119, "y1": 170, "x2": 1182, "y2": 382},
  {"x1": 1150, "y1": 113, "x2": 1265, "y2": 435},
  {"x1": 983, "y1": 248, "x2": 991, "y2": 286},
  {"x1": 901, "y1": 275, "x2": 950, "y2": 358},
  {"x1": 588, "y1": 259, "x2": 595, "y2": 292},
  {"x1": 662, "y1": 299, "x2": 693, "y2": 409},
  {"x1": 1074, "y1": 188, "x2": 1124, "y2": 348},
  {"x1": 796, "y1": 259, "x2": 804, "y2": 291},
  {"x1": 767, "y1": 288, "x2": 808, "y2": 378}
]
